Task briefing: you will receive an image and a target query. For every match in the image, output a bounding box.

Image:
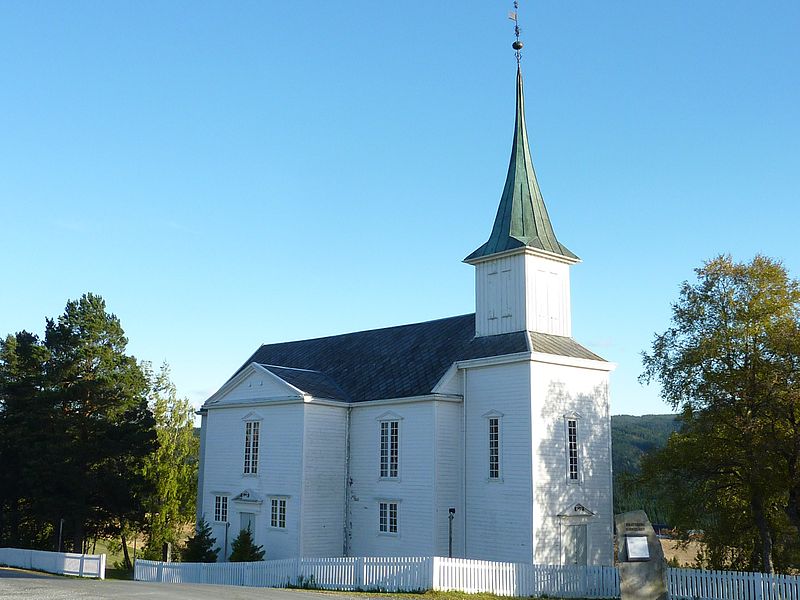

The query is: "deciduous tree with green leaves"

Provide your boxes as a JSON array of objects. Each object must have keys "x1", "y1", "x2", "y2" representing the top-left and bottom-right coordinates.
[
  {"x1": 140, "y1": 362, "x2": 199, "y2": 560},
  {"x1": 641, "y1": 255, "x2": 800, "y2": 573}
]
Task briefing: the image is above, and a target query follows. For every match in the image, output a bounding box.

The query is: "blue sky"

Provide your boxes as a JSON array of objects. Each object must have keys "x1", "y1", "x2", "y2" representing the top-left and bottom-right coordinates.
[{"x1": 1, "y1": 1, "x2": 798, "y2": 417}]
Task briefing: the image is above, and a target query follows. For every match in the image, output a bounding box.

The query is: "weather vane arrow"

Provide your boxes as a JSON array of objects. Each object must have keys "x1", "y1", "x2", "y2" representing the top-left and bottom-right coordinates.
[{"x1": 509, "y1": 0, "x2": 523, "y2": 63}]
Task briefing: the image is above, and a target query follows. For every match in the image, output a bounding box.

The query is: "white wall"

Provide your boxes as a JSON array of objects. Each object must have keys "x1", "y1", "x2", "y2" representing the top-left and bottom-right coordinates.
[
  {"x1": 474, "y1": 252, "x2": 572, "y2": 338},
  {"x1": 201, "y1": 402, "x2": 305, "y2": 560},
  {"x1": 524, "y1": 255, "x2": 572, "y2": 337},
  {"x1": 463, "y1": 360, "x2": 534, "y2": 563},
  {"x1": 347, "y1": 402, "x2": 437, "y2": 556},
  {"x1": 529, "y1": 360, "x2": 613, "y2": 566},
  {"x1": 474, "y1": 253, "x2": 527, "y2": 337},
  {"x1": 212, "y1": 368, "x2": 302, "y2": 405},
  {"x1": 301, "y1": 403, "x2": 348, "y2": 557},
  {"x1": 434, "y1": 400, "x2": 464, "y2": 557}
]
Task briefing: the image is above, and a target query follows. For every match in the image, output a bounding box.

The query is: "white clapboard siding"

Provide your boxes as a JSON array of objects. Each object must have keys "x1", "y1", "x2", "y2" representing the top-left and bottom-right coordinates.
[
  {"x1": 530, "y1": 359, "x2": 614, "y2": 566},
  {"x1": 473, "y1": 253, "x2": 573, "y2": 338},
  {"x1": 301, "y1": 403, "x2": 348, "y2": 557},
  {"x1": 463, "y1": 360, "x2": 534, "y2": 563},
  {"x1": 347, "y1": 402, "x2": 437, "y2": 557},
  {"x1": 0, "y1": 547, "x2": 106, "y2": 579}
]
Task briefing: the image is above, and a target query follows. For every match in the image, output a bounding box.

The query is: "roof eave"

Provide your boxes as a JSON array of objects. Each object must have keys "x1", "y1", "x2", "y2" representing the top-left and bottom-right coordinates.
[{"x1": 464, "y1": 244, "x2": 581, "y2": 266}]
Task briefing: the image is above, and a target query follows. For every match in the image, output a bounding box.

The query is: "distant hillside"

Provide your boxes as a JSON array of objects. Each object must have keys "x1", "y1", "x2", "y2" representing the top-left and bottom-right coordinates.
[
  {"x1": 612, "y1": 414, "x2": 681, "y2": 476},
  {"x1": 612, "y1": 413, "x2": 681, "y2": 521}
]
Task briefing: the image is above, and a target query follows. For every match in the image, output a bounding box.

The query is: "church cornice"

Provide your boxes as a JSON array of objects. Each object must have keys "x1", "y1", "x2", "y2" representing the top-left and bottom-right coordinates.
[{"x1": 464, "y1": 244, "x2": 581, "y2": 267}]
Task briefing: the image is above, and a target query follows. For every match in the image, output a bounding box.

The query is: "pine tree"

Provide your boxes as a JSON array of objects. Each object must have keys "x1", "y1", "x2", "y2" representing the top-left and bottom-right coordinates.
[
  {"x1": 0, "y1": 294, "x2": 157, "y2": 553},
  {"x1": 182, "y1": 518, "x2": 219, "y2": 563},
  {"x1": 228, "y1": 526, "x2": 265, "y2": 562}
]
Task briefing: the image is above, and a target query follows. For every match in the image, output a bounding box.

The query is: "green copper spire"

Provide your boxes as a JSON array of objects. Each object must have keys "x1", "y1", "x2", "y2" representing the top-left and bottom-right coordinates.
[{"x1": 466, "y1": 66, "x2": 578, "y2": 263}]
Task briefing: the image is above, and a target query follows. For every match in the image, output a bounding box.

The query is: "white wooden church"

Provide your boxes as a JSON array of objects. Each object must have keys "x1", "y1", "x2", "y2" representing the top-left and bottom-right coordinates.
[{"x1": 196, "y1": 63, "x2": 614, "y2": 566}]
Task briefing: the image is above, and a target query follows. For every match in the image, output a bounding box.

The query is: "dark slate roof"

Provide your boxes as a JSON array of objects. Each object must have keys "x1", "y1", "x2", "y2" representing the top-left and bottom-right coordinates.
[
  {"x1": 234, "y1": 314, "x2": 606, "y2": 403},
  {"x1": 465, "y1": 66, "x2": 578, "y2": 263},
  {"x1": 260, "y1": 366, "x2": 351, "y2": 402},
  {"x1": 529, "y1": 332, "x2": 605, "y2": 361}
]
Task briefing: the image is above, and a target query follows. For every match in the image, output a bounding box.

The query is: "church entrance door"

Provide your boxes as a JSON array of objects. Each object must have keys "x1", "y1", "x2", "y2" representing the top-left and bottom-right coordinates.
[{"x1": 564, "y1": 524, "x2": 587, "y2": 565}]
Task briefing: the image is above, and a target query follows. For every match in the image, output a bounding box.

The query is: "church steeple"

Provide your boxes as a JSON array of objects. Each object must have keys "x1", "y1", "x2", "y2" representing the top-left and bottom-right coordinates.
[
  {"x1": 468, "y1": 60, "x2": 578, "y2": 338},
  {"x1": 465, "y1": 66, "x2": 578, "y2": 264}
]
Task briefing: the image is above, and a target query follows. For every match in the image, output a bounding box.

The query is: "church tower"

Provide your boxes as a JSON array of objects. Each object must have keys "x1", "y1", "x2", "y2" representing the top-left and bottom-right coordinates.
[{"x1": 466, "y1": 66, "x2": 579, "y2": 338}]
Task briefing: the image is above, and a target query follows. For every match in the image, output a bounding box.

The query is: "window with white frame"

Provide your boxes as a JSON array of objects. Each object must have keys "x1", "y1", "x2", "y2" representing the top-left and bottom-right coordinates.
[
  {"x1": 214, "y1": 495, "x2": 228, "y2": 522},
  {"x1": 379, "y1": 420, "x2": 399, "y2": 478},
  {"x1": 270, "y1": 497, "x2": 286, "y2": 528},
  {"x1": 489, "y1": 417, "x2": 500, "y2": 479},
  {"x1": 244, "y1": 420, "x2": 260, "y2": 475},
  {"x1": 379, "y1": 501, "x2": 398, "y2": 534},
  {"x1": 567, "y1": 418, "x2": 579, "y2": 481}
]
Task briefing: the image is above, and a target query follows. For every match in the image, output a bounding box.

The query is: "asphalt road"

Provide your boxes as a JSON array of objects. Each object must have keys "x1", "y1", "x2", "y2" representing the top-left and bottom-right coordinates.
[{"x1": 0, "y1": 568, "x2": 356, "y2": 600}]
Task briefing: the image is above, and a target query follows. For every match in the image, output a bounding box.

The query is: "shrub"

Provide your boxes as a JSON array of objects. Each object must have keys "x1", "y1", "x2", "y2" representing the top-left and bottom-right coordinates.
[
  {"x1": 228, "y1": 526, "x2": 265, "y2": 562},
  {"x1": 181, "y1": 518, "x2": 220, "y2": 563}
]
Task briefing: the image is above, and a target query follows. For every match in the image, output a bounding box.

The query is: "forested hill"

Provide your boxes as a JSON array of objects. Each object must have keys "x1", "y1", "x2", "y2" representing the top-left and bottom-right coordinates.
[
  {"x1": 612, "y1": 414, "x2": 681, "y2": 476},
  {"x1": 611, "y1": 414, "x2": 680, "y2": 520}
]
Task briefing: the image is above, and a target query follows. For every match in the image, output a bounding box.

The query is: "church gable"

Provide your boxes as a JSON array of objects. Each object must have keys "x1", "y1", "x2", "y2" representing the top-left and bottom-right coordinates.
[{"x1": 205, "y1": 363, "x2": 303, "y2": 406}]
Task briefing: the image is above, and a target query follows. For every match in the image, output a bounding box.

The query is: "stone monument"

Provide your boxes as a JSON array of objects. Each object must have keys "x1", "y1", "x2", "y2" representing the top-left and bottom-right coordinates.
[{"x1": 615, "y1": 510, "x2": 667, "y2": 600}]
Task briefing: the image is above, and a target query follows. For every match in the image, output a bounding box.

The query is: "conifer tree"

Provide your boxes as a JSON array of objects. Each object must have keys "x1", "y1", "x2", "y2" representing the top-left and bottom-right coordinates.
[
  {"x1": 182, "y1": 518, "x2": 220, "y2": 563},
  {"x1": 228, "y1": 526, "x2": 265, "y2": 562},
  {"x1": 0, "y1": 294, "x2": 156, "y2": 552}
]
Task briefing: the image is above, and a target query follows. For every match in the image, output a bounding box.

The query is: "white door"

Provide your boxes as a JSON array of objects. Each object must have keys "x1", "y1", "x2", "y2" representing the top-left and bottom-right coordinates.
[
  {"x1": 564, "y1": 524, "x2": 587, "y2": 565},
  {"x1": 240, "y1": 512, "x2": 255, "y2": 534}
]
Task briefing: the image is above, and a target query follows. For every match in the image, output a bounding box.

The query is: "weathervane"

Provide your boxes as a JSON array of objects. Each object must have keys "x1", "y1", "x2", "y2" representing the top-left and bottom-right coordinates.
[{"x1": 509, "y1": 1, "x2": 523, "y2": 63}]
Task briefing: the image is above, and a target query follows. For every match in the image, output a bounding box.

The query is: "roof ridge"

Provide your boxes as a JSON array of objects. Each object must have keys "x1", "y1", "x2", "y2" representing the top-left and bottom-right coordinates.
[{"x1": 256, "y1": 313, "x2": 476, "y2": 348}]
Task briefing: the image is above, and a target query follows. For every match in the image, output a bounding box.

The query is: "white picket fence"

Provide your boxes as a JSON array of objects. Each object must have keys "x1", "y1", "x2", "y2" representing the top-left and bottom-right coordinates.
[
  {"x1": 135, "y1": 556, "x2": 617, "y2": 597},
  {"x1": 434, "y1": 558, "x2": 619, "y2": 598},
  {"x1": 135, "y1": 555, "x2": 800, "y2": 599},
  {"x1": 136, "y1": 556, "x2": 433, "y2": 591},
  {"x1": 0, "y1": 547, "x2": 106, "y2": 579},
  {"x1": 669, "y1": 567, "x2": 800, "y2": 600}
]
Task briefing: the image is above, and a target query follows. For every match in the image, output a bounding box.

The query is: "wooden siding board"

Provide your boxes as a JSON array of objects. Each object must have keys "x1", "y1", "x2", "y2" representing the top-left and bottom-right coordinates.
[
  {"x1": 434, "y1": 400, "x2": 464, "y2": 557},
  {"x1": 212, "y1": 369, "x2": 301, "y2": 405},
  {"x1": 301, "y1": 404, "x2": 347, "y2": 556},
  {"x1": 464, "y1": 361, "x2": 533, "y2": 563},
  {"x1": 347, "y1": 402, "x2": 437, "y2": 557},
  {"x1": 202, "y1": 403, "x2": 305, "y2": 560},
  {"x1": 530, "y1": 361, "x2": 613, "y2": 566},
  {"x1": 476, "y1": 253, "x2": 572, "y2": 338}
]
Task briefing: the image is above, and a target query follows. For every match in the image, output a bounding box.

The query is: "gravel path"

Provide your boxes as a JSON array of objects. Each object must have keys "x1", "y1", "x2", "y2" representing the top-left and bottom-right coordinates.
[{"x1": 0, "y1": 568, "x2": 349, "y2": 600}]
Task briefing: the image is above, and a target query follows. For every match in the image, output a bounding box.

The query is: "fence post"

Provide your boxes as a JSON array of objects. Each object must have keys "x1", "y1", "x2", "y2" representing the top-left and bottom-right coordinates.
[
  {"x1": 99, "y1": 553, "x2": 106, "y2": 580},
  {"x1": 355, "y1": 556, "x2": 364, "y2": 590},
  {"x1": 431, "y1": 557, "x2": 438, "y2": 591}
]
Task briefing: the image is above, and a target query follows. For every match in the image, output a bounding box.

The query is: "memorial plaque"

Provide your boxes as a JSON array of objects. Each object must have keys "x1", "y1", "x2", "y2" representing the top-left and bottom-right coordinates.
[
  {"x1": 614, "y1": 510, "x2": 667, "y2": 600},
  {"x1": 625, "y1": 535, "x2": 650, "y2": 561}
]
